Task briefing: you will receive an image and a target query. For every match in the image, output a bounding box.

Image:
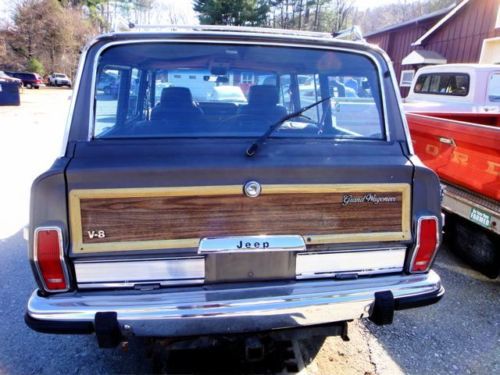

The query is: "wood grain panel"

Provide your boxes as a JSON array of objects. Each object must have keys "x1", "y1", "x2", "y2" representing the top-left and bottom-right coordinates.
[{"x1": 70, "y1": 184, "x2": 411, "y2": 253}]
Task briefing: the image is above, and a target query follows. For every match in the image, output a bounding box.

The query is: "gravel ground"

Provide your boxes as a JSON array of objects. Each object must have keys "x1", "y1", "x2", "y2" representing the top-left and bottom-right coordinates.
[{"x1": 0, "y1": 89, "x2": 498, "y2": 374}]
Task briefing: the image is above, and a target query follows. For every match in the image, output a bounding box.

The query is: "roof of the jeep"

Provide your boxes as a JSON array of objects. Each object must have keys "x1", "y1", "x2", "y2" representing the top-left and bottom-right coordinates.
[{"x1": 88, "y1": 25, "x2": 379, "y2": 54}]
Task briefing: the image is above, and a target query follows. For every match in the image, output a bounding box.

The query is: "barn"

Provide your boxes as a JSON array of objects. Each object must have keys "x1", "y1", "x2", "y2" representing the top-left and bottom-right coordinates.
[{"x1": 365, "y1": 0, "x2": 500, "y2": 97}]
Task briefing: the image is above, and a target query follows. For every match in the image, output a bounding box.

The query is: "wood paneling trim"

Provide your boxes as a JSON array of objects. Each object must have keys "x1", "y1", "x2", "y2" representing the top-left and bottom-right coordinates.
[{"x1": 70, "y1": 184, "x2": 411, "y2": 254}]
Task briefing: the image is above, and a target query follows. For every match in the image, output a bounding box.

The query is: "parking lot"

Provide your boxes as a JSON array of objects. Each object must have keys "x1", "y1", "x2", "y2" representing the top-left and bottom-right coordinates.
[{"x1": 0, "y1": 89, "x2": 498, "y2": 374}]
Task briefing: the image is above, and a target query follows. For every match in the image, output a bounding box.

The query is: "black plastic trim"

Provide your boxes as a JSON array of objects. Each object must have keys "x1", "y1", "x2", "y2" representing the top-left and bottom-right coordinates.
[
  {"x1": 395, "y1": 286, "x2": 445, "y2": 310},
  {"x1": 25, "y1": 313, "x2": 94, "y2": 334}
]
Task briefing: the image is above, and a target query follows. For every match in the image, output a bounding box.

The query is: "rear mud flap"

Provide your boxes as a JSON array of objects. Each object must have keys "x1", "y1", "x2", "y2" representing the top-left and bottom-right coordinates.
[
  {"x1": 369, "y1": 291, "x2": 394, "y2": 326},
  {"x1": 95, "y1": 312, "x2": 122, "y2": 348}
]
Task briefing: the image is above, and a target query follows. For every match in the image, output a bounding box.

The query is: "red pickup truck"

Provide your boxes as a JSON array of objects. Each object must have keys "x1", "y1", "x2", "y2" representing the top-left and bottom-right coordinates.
[{"x1": 407, "y1": 112, "x2": 499, "y2": 277}]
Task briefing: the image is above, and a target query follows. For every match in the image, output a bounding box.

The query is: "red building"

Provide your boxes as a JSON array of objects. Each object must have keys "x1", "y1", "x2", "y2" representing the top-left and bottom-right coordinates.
[{"x1": 366, "y1": 0, "x2": 500, "y2": 97}]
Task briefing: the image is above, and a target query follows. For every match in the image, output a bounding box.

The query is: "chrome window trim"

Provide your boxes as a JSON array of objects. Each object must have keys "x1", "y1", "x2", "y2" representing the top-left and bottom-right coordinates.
[
  {"x1": 60, "y1": 40, "x2": 93, "y2": 157},
  {"x1": 33, "y1": 226, "x2": 71, "y2": 293},
  {"x1": 370, "y1": 43, "x2": 415, "y2": 155},
  {"x1": 87, "y1": 38, "x2": 391, "y2": 143},
  {"x1": 409, "y1": 215, "x2": 440, "y2": 273}
]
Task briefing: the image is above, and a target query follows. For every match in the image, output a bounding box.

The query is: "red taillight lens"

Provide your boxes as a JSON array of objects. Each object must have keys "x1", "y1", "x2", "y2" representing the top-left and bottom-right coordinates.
[
  {"x1": 410, "y1": 217, "x2": 439, "y2": 273},
  {"x1": 34, "y1": 228, "x2": 69, "y2": 291}
]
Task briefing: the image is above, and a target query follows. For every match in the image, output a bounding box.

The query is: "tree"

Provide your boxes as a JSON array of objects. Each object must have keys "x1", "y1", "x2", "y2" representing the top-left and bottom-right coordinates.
[
  {"x1": 194, "y1": 0, "x2": 270, "y2": 26},
  {"x1": 26, "y1": 57, "x2": 45, "y2": 75},
  {"x1": 357, "y1": 0, "x2": 455, "y2": 34},
  {"x1": 1, "y1": 0, "x2": 96, "y2": 75}
]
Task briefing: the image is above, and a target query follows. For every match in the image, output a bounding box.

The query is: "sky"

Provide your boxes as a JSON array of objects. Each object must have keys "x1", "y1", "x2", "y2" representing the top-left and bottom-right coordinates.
[{"x1": 0, "y1": 0, "x2": 424, "y2": 24}]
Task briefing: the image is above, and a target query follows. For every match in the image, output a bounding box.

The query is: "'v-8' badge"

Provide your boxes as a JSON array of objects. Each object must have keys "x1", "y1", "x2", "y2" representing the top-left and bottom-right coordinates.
[{"x1": 87, "y1": 230, "x2": 106, "y2": 239}]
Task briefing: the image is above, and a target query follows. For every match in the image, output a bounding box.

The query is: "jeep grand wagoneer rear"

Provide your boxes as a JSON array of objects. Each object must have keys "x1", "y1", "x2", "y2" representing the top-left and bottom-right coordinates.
[{"x1": 25, "y1": 28, "x2": 443, "y2": 347}]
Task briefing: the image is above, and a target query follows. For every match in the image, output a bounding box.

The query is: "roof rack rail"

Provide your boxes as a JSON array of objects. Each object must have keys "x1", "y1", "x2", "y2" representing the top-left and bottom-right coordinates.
[
  {"x1": 127, "y1": 24, "x2": 334, "y2": 39},
  {"x1": 332, "y1": 26, "x2": 365, "y2": 42}
]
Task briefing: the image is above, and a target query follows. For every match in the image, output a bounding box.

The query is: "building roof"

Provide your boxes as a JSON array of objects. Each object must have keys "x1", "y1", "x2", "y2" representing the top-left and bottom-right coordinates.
[
  {"x1": 402, "y1": 50, "x2": 447, "y2": 65},
  {"x1": 412, "y1": 0, "x2": 470, "y2": 46},
  {"x1": 365, "y1": 3, "x2": 455, "y2": 37}
]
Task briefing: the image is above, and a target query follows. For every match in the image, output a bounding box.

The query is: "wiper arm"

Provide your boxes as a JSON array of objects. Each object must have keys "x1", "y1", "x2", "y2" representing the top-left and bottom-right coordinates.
[{"x1": 246, "y1": 96, "x2": 332, "y2": 157}]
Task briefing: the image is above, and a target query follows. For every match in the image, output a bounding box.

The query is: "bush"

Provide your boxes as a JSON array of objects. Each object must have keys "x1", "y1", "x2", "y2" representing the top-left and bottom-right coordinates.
[{"x1": 26, "y1": 57, "x2": 45, "y2": 76}]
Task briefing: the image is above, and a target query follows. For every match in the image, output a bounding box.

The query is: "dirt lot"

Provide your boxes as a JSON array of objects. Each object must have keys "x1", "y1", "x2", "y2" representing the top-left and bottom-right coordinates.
[{"x1": 0, "y1": 88, "x2": 498, "y2": 374}]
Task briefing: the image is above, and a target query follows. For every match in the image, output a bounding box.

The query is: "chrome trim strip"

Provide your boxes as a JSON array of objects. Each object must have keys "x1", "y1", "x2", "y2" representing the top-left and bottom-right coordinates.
[
  {"x1": 370, "y1": 43, "x2": 415, "y2": 155},
  {"x1": 27, "y1": 271, "x2": 442, "y2": 337},
  {"x1": 33, "y1": 227, "x2": 71, "y2": 293},
  {"x1": 78, "y1": 279, "x2": 204, "y2": 289},
  {"x1": 74, "y1": 257, "x2": 205, "y2": 287},
  {"x1": 88, "y1": 39, "x2": 390, "y2": 143},
  {"x1": 296, "y1": 247, "x2": 406, "y2": 279},
  {"x1": 60, "y1": 39, "x2": 95, "y2": 156},
  {"x1": 409, "y1": 216, "x2": 440, "y2": 273},
  {"x1": 198, "y1": 235, "x2": 306, "y2": 254}
]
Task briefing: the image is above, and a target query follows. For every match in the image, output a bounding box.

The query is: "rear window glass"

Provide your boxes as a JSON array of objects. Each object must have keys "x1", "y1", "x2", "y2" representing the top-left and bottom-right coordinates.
[
  {"x1": 413, "y1": 73, "x2": 469, "y2": 96},
  {"x1": 93, "y1": 43, "x2": 385, "y2": 140}
]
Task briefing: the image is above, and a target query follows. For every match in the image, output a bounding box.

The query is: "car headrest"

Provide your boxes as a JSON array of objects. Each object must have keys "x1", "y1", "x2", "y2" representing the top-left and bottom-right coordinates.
[
  {"x1": 248, "y1": 85, "x2": 280, "y2": 107},
  {"x1": 160, "y1": 87, "x2": 194, "y2": 108}
]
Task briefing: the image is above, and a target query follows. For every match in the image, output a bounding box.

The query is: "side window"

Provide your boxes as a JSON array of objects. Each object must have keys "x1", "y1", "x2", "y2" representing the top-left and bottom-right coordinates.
[
  {"x1": 298, "y1": 74, "x2": 323, "y2": 122},
  {"x1": 154, "y1": 69, "x2": 169, "y2": 106},
  {"x1": 414, "y1": 73, "x2": 469, "y2": 96},
  {"x1": 127, "y1": 68, "x2": 140, "y2": 119},
  {"x1": 487, "y1": 73, "x2": 500, "y2": 102},
  {"x1": 327, "y1": 75, "x2": 383, "y2": 138},
  {"x1": 400, "y1": 70, "x2": 415, "y2": 87},
  {"x1": 95, "y1": 67, "x2": 122, "y2": 136},
  {"x1": 278, "y1": 74, "x2": 291, "y2": 111}
]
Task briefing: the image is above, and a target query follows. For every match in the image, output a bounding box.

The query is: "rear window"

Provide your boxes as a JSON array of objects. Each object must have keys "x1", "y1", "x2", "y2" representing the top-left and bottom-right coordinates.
[
  {"x1": 413, "y1": 73, "x2": 469, "y2": 96},
  {"x1": 93, "y1": 43, "x2": 385, "y2": 140}
]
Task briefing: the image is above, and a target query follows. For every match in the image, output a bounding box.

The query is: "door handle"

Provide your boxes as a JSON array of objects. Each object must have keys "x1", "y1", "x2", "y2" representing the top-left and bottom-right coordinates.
[{"x1": 438, "y1": 137, "x2": 455, "y2": 146}]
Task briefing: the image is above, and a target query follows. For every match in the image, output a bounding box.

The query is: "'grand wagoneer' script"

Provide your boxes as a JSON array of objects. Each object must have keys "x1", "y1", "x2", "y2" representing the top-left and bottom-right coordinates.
[{"x1": 342, "y1": 193, "x2": 397, "y2": 206}]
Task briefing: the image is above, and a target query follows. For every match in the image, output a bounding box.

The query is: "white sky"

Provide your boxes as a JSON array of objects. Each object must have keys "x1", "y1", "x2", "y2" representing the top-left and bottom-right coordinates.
[{"x1": 0, "y1": 0, "x2": 422, "y2": 24}]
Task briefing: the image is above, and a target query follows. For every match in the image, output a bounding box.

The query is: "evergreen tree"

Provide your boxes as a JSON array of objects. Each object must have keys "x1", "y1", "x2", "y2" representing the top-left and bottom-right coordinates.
[{"x1": 194, "y1": 0, "x2": 270, "y2": 26}]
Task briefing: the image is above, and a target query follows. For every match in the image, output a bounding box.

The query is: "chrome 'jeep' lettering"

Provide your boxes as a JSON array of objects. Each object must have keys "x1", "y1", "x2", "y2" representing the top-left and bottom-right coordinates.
[{"x1": 236, "y1": 240, "x2": 270, "y2": 249}]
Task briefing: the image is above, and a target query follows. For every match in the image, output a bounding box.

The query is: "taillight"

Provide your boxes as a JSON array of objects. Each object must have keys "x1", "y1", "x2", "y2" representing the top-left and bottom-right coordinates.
[
  {"x1": 34, "y1": 227, "x2": 69, "y2": 291},
  {"x1": 410, "y1": 216, "x2": 440, "y2": 273}
]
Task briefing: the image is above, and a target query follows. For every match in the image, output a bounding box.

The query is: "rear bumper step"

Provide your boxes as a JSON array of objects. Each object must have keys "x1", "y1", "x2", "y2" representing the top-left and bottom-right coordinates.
[{"x1": 26, "y1": 271, "x2": 443, "y2": 339}]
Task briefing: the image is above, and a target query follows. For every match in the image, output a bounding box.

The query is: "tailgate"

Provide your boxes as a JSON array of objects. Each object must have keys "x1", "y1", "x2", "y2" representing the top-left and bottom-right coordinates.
[{"x1": 66, "y1": 140, "x2": 413, "y2": 288}]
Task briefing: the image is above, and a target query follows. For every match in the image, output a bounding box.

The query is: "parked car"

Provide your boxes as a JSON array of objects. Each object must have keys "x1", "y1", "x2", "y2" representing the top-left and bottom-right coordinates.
[
  {"x1": 6, "y1": 71, "x2": 44, "y2": 89},
  {"x1": 404, "y1": 64, "x2": 500, "y2": 113},
  {"x1": 0, "y1": 70, "x2": 22, "y2": 86},
  {"x1": 25, "y1": 27, "x2": 444, "y2": 350},
  {"x1": 47, "y1": 72, "x2": 72, "y2": 87},
  {"x1": 96, "y1": 71, "x2": 119, "y2": 98}
]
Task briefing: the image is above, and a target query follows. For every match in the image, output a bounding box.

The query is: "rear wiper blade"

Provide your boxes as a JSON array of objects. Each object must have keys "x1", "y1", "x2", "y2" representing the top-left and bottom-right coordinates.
[{"x1": 245, "y1": 96, "x2": 332, "y2": 157}]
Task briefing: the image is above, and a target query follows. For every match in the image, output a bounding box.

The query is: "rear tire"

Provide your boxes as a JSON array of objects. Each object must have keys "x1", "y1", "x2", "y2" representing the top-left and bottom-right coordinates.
[
  {"x1": 444, "y1": 213, "x2": 500, "y2": 278},
  {"x1": 26, "y1": 83, "x2": 33, "y2": 89}
]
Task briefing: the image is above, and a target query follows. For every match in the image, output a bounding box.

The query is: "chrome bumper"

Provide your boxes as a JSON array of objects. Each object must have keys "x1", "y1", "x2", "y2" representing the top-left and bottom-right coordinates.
[{"x1": 26, "y1": 271, "x2": 443, "y2": 337}]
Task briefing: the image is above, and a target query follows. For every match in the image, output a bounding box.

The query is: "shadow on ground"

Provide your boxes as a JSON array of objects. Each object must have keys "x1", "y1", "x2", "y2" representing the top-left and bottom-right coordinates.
[
  {"x1": 0, "y1": 230, "x2": 151, "y2": 374},
  {"x1": 364, "y1": 245, "x2": 499, "y2": 375}
]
